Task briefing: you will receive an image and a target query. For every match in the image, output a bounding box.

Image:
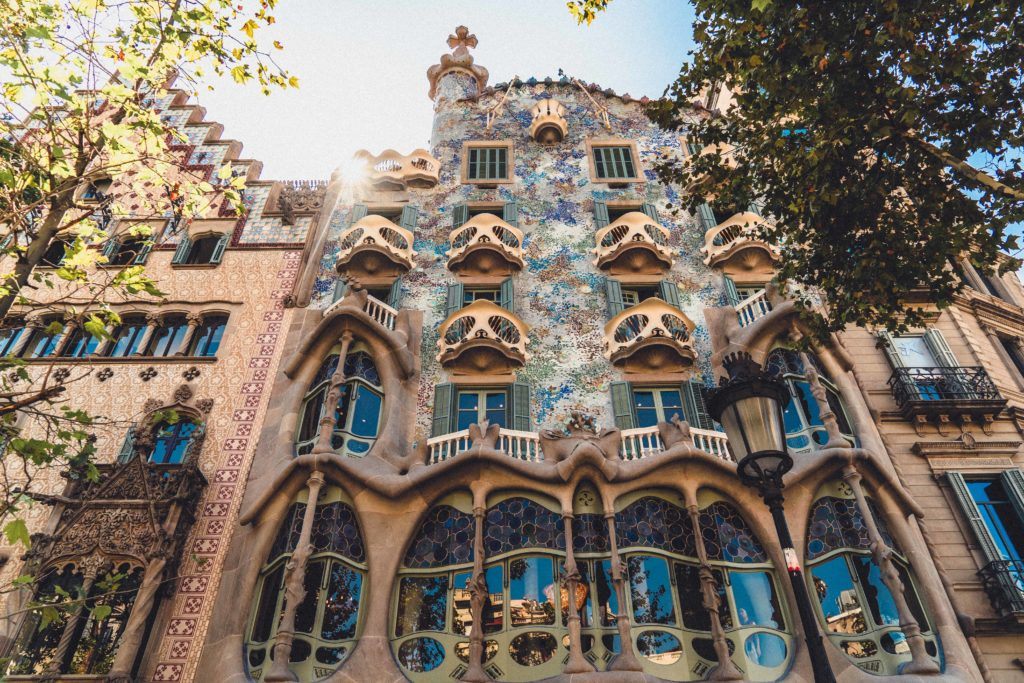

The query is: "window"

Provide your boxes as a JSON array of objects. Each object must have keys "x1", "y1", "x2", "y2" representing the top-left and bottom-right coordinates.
[
  {"x1": 588, "y1": 141, "x2": 641, "y2": 183},
  {"x1": 146, "y1": 315, "x2": 189, "y2": 357},
  {"x1": 443, "y1": 278, "x2": 515, "y2": 319},
  {"x1": 40, "y1": 240, "x2": 69, "y2": 267},
  {"x1": 451, "y1": 200, "x2": 519, "y2": 229},
  {"x1": 62, "y1": 326, "x2": 101, "y2": 358},
  {"x1": 621, "y1": 285, "x2": 659, "y2": 308},
  {"x1": 966, "y1": 478, "x2": 1024, "y2": 561},
  {"x1": 171, "y1": 234, "x2": 228, "y2": 266},
  {"x1": 611, "y1": 380, "x2": 716, "y2": 432},
  {"x1": 105, "y1": 237, "x2": 151, "y2": 266},
  {"x1": 999, "y1": 337, "x2": 1024, "y2": 381},
  {"x1": 106, "y1": 317, "x2": 147, "y2": 357},
  {"x1": 765, "y1": 349, "x2": 854, "y2": 453},
  {"x1": 456, "y1": 389, "x2": 508, "y2": 431},
  {"x1": 20, "y1": 321, "x2": 62, "y2": 359},
  {"x1": 246, "y1": 488, "x2": 366, "y2": 681},
  {"x1": 463, "y1": 288, "x2": 499, "y2": 306},
  {"x1": 462, "y1": 142, "x2": 513, "y2": 184},
  {"x1": 430, "y1": 382, "x2": 531, "y2": 438},
  {"x1": 881, "y1": 329, "x2": 963, "y2": 401},
  {"x1": 149, "y1": 419, "x2": 199, "y2": 464},
  {"x1": 188, "y1": 315, "x2": 227, "y2": 357},
  {"x1": 632, "y1": 387, "x2": 685, "y2": 428},
  {"x1": 0, "y1": 324, "x2": 24, "y2": 356},
  {"x1": 605, "y1": 279, "x2": 682, "y2": 318}
]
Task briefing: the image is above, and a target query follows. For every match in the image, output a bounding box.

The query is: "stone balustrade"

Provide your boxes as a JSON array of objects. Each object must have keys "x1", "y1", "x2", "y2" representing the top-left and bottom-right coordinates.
[
  {"x1": 620, "y1": 425, "x2": 732, "y2": 461},
  {"x1": 427, "y1": 427, "x2": 543, "y2": 463},
  {"x1": 736, "y1": 288, "x2": 772, "y2": 327},
  {"x1": 322, "y1": 293, "x2": 397, "y2": 331},
  {"x1": 354, "y1": 148, "x2": 440, "y2": 189},
  {"x1": 592, "y1": 211, "x2": 674, "y2": 274}
]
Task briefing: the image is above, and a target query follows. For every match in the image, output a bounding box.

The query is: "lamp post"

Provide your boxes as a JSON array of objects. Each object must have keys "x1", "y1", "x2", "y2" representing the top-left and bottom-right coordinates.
[{"x1": 707, "y1": 353, "x2": 836, "y2": 683}]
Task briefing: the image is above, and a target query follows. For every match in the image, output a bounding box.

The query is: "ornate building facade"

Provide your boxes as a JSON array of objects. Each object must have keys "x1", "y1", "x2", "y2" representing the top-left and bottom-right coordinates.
[{"x1": 3, "y1": 25, "x2": 1024, "y2": 683}]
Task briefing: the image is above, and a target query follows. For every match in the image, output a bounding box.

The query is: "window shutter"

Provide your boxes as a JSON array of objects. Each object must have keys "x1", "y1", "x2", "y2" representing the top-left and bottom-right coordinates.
[
  {"x1": 510, "y1": 382, "x2": 531, "y2": 431},
  {"x1": 723, "y1": 275, "x2": 741, "y2": 306},
  {"x1": 659, "y1": 280, "x2": 682, "y2": 308},
  {"x1": 503, "y1": 199, "x2": 519, "y2": 227},
  {"x1": 697, "y1": 203, "x2": 718, "y2": 232},
  {"x1": 683, "y1": 381, "x2": 715, "y2": 430},
  {"x1": 387, "y1": 277, "x2": 403, "y2": 309},
  {"x1": 747, "y1": 201, "x2": 762, "y2": 216},
  {"x1": 332, "y1": 279, "x2": 348, "y2": 303},
  {"x1": 117, "y1": 427, "x2": 137, "y2": 464},
  {"x1": 101, "y1": 239, "x2": 119, "y2": 260},
  {"x1": 499, "y1": 277, "x2": 515, "y2": 314},
  {"x1": 348, "y1": 204, "x2": 368, "y2": 225},
  {"x1": 399, "y1": 205, "x2": 419, "y2": 231},
  {"x1": 605, "y1": 278, "x2": 625, "y2": 318},
  {"x1": 876, "y1": 331, "x2": 906, "y2": 369},
  {"x1": 946, "y1": 472, "x2": 1004, "y2": 563},
  {"x1": 609, "y1": 381, "x2": 636, "y2": 430},
  {"x1": 683, "y1": 137, "x2": 701, "y2": 156},
  {"x1": 1000, "y1": 469, "x2": 1024, "y2": 527},
  {"x1": 593, "y1": 201, "x2": 610, "y2": 229},
  {"x1": 923, "y1": 329, "x2": 958, "y2": 368},
  {"x1": 431, "y1": 383, "x2": 454, "y2": 437},
  {"x1": 444, "y1": 283, "x2": 465, "y2": 320},
  {"x1": 133, "y1": 241, "x2": 153, "y2": 265},
  {"x1": 209, "y1": 234, "x2": 229, "y2": 264},
  {"x1": 171, "y1": 236, "x2": 191, "y2": 264},
  {"x1": 641, "y1": 203, "x2": 660, "y2": 222},
  {"x1": 452, "y1": 203, "x2": 469, "y2": 229}
]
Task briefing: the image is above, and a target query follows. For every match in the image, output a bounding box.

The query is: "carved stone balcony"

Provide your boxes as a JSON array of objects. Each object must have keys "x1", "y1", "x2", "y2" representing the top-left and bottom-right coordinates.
[
  {"x1": 529, "y1": 98, "x2": 568, "y2": 144},
  {"x1": 436, "y1": 299, "x2": 529, "y2": 373},
  {"x1": 428, "y1": 427, "x2": 543, "y2": 463},
  {"x1": 335, "y1": 215, "x2": 416, "y2": 281},
  {"x1": 888, "y1": 366, "x2": 1006, "y2": 434},
  {"x1": 446, "y1": 212, "x2": 524, "y2": 276},
  {"x1": 620, "y1": 425, "x2": 732, "y2": 461},
  {"x1": 603, "y1": 298, "x2": 696, "y2": 372},
  {"x1": 592, "y1": 211, "x2": 674, "y2": 275},
  {"x1": 978, "y1": 559, "x2": 1024, "y2": 625},
  {"x1": 354, "y1": 148, "x2": 440, "y2": 190},
  {"x1": 702, "y1": 211, "x2": 781, "y2": 271}
]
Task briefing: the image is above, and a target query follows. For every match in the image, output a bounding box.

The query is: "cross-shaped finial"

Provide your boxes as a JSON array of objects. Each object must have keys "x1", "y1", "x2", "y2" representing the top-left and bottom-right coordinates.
[{"x1": 447, "y1": 25, "x2": 478, "y2": 52}]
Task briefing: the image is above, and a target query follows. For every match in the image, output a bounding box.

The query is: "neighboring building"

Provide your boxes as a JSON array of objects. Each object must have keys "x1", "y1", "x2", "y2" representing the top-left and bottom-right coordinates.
[{"x1": 2, "y1": 25, "x2": 1024, "y2": 683}]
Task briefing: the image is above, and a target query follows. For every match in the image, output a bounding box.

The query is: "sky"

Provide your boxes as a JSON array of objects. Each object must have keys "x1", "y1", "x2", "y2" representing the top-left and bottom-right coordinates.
[{"x1": 193, "y1": 0, "x2": 696, "y2": 180}]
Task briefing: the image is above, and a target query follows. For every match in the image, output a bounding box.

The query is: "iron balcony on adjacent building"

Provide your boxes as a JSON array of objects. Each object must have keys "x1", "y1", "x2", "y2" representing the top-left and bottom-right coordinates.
[{"x1": 887, "y1": 366, "x2": 1007, "y2": 431}]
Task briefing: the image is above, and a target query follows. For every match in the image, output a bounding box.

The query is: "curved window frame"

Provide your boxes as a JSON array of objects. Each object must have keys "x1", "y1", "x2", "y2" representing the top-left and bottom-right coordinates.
[
  {"x1": 105, "y1": 317, "x2": 148, "y2": 358},
  {"x1": 188, "y1": 314, "x2": 227, "y2": 357},
  {"x1": 765, "y1": 348, "x2": 855, "y2": 454},
  {"x1": 149, "y1": 419, "x2": 199, "y2": 464},
  {"x1": 146, "y1": 315, "x2": 189, "y2": 357}
]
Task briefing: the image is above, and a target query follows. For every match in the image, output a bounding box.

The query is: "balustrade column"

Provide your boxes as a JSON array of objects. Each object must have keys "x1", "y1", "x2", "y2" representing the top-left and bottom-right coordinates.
[
  {"x1": 561, "y1": 512, "x2": 595, "y2": 673},
  {"x1": 9, "y1": 320, "x2": 39, "y2": 357},
  {"x1": 130, "y1": 313, "x2": 161, "y2": 356},
  {"x1": 265, "y1": 471, "x2": 325, "y2": 682},
  {"x1": 174, "y1": 313, "x2": 203, "y2": 356},
  {"x1": 603, "y1": 510, "x2": 643, "y2": 672},
  {"x1": 842, "y1": 466, "x2": 938, "y2": 674},
  {"x1": 687, "y1": 504, "x2": 743, "y2": 680},
  {"x1": 313, "y1": 331, "x2": 354, "y2": 452},
  {"x1": 105, "y1": 554, "x2": 168, "y2": 682},
  {"x1": 51, "y1": 319, "x2": 76, "y2": 357},
  {"x1": 463, "y1": 505, "x2": 489, "y2": 683},
  {"x1": 42, "y1": 558, "x2": 105, "y2": 679}
]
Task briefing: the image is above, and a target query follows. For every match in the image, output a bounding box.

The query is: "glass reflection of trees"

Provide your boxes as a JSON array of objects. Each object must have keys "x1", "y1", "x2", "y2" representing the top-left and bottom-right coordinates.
[
  {"x1": 806, "y1": 480, "x2": 940, "y2": 675},
  {"x1": 765, "y1": 348, "x2": 855, "y2": 453},
  {"x1": 245, "y1": 486, "x2": 366, "y2": 682},
  {"x1": 295, "y1": 344, "x2": 384, "y2": 457}
]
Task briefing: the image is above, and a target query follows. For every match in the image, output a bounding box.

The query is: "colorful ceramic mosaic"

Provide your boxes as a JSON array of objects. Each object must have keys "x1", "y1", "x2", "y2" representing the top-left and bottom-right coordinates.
[
  {"x1": 403, "y1": 505, "x2": 476, "y2": 568},
  {"x1": 235, "y1": 182, "x2": 313, "y2": 245},
  {"x1": 266, "y1": 501, "x2": 366, "y2": 562},
  {"x1": 615, "y1": 496, "x2": 696, "y2": 556}
]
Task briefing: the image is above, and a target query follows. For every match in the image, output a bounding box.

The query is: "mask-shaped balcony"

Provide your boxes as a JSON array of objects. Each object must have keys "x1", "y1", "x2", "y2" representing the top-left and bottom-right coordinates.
[
  {"x1": 702, "y1": 211, "x2": 781, "y2": 271},
  {"x1": 529, "y1": 98, "x2": 568, "y2": 144},
  {"x1": 335, "y1": 215, "x2": 416, "y2": 281},
  {"x1": 604, "y1": 298, "x2": 696, "y2": 372},
  {"x1": 354, "y1": 148, "x2": 440, "y2": 190},
  {"x1": 592, "y1": 211, "x2": 674, "y2": 275},
  {"x1": 437, "y1": 299, "x2": 529, "y2": 373},
  {"x1": 446, "y1": 213, "x2": 524, "y2": 276}
]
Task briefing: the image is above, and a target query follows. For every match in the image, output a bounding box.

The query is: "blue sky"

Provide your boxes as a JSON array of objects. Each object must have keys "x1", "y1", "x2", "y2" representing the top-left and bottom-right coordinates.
[{"x1": 194, "y1": 0, "x2": 696, "y2": 180}]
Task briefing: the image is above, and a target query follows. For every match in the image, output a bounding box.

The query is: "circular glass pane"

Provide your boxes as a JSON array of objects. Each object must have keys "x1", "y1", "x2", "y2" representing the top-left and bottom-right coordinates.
[
  {"x1": 508, "y1": 632, "x2": 558, "y2": 666},
  {"x1": 247, "y1": 648, "x2": 265, "y2": 668},
  {"x1": 636, "y1": 630, "x2": 683, "y2": 665},
  {"x1": 880, "y1": 631, "x2": 910, "y2": 655},
  {"x1": 840, "y1": 640, "x2": 878, "y2": 659},
  {"x1": 744, "y1": 632, "x2": 787, "y2": 668},
  {"x1": 398, "y1": 637, "x2": 446, "y2": 673},
  {"x1": 289, "y1": 639, "x2": 312, "y2": 663},
  {"x1": 316, "y1": 645, "x2": 347, "y2": 665}
]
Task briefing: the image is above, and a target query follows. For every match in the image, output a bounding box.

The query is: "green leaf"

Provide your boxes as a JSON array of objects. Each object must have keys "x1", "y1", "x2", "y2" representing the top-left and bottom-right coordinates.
[
  {"x1": 3, "y1": 519, "x2": 31, "y2": 548},
  {"x1": 91, "y1": 604, "x2": 112, "y2": 621},
  {"x1": 752, "y1": 0, "x2": 772, "y2": 10}
]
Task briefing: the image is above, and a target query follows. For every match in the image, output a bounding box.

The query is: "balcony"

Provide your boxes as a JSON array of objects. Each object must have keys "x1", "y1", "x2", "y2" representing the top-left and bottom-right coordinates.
[
  {"x1": 446, "y1": 213, "x2": 524, "y2": 276},
  {"x1": 436, "y1": 300, "x2": 529, "y2": 373},
  {"x1": 888, "y1": 366, "x2": 1006, "y2": 430},
  {"x1": 529, "y1": 98, "x2": 568, "y2": 144},
  {"x1": 702, "y1": 211, "x2": 781, "y2": 272},
  {"x1": 592, "y1": 212, "x2": 674, "y2": 275},
  {"x1": 736, "y1": 288, "x2": 772, "y2": 327},
  {"x1": 323, "y1": 292, "x2": 398, "y2": 331},
  {"x1": 428, "y1": 427, "x2": 542, "y2": 463},
  {"x1": 620, "y1": 425, "x2": 732, "y2": 462},
  {"x1": 354, "y1": 148, "x2": 440, "y2": 190},
  {"x1": 603, "y1": 298, "x2": 696, "y2": 372},
  {"x1": 978, "y1": 559, "x2": 1024, "y2": 624},
  {"x1": 335, "y1": 215, "x2": 416, "y2": 281}
]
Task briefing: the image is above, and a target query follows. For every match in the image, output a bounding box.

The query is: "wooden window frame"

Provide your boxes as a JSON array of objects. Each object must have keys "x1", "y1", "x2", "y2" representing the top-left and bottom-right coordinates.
[
  {"x1": 586, "y1": 138, "x2": 644, "y2": 185},
  {"x1": 461, "y1": 140, "x2": 515, "y2": 186}
]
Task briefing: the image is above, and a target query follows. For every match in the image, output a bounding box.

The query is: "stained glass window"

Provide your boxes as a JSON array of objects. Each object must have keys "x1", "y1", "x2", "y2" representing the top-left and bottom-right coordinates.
[
  {"x1": 614, "y1": 496, "x2": 695, "y2": 556},
  {"x1": 403, "y1": 505, "x2": 475, "y2": 568},
  {"x1": 699, "y1": 501, "x2": 768, "y2": 563},
  {"x1": 765, "y1": 348, "x2": 854, "y2": 453},
  {"x1": 484, "y1": 497, "x2": 566, "y2": 555}
]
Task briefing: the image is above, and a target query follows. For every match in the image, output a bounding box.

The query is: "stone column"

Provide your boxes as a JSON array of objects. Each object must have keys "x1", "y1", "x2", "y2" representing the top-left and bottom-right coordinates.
[
  {"x1": 981, "y1": 324, "x2": 1024, "y2": 392},
  {"x1": 10, "y1": 320, "x2": 39, "y2": 357},
  {"x1": 42, "y1": 557, "x2": 106, "y2": 679},
  {"x1": 313, "y1": 331, "x2": 354, "y2": 453},
  {"x1": 174, "y1": 313, "x2": 203, "y2": 356},
  {"x1": 52, "y1": 319, "x2": 76, "y2": 357},
  {"x1": 603, "y1": 510, "x2": 642, "y2": 672},
  {"x1": 801, "y1": 349, "x2": 851, "y2": 449},
  {"x1": 105, "y1": 554, "x2": 168, "y2": 682},
  {"x1": 843, "y1": 466, "x2": 938, "y2": 674},
  {"x1": 462, "y1": 505, "x2": 489, "y2": 683},
  {"x1": 265, "y1": 471, "x2": 325, "y2": 682},
  {"x1": 561, "y1": 512, "x2": 595, "y2": 673},
  {"x1": 687, "y1": 504, "x2": 743, "y2": 680},
  {"x1": 131, "y1": 313, "x2": 161, "y2": 356}
]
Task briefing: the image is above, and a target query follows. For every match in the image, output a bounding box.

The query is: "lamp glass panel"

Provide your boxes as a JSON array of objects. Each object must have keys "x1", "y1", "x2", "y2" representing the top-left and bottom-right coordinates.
[{"x1": 719, "y1": 395, "x2": 785, "y2": 459}]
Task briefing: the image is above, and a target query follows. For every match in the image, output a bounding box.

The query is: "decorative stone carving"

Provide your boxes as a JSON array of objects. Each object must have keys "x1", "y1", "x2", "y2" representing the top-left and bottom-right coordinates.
[
  {"x1": 529, "y1": 98, "x2": 568, "y2": 144},
  {"x1": 275, "y1": 181, "x2": 326, "y2": 226},
  {"x1": 539, "y1": 411, "x2": 620, "y2": 463},
  {"x1": 426, "y1": 25, "x2": 489, "y2": 99},
  {"x1": 174, "y1": 383, "x2": 195, "y2": 403}
]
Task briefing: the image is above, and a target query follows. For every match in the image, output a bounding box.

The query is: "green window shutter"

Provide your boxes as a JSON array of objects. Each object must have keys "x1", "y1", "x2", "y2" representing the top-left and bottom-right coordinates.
[
  {"x1": 684, "y1": 138, "x2": 701, "y2": 156},
  {"x1": 444, "y1": 283, "x2": 465, "y2": 319},
  {"x1": 620, "y1": 147, "x2": 636, "y2": 178},
  {"x1": 468, "y1": 148, "x2": 479, "y2": 179},
  {"x1": 697, "y1": 203, "x2": 718, "y2": 232},
  {"x1": 499, "y1": 277, "x2": 515, "y2": 314},
  {"x1": 683, "y1": 380, "x2": 716, "y2": 430},
  {"x1": 133, "y1": 241, "x2": 153, "y2": 265},
  {"x1": 332, "y1": 279, "x2": 348, "y2": 303},
  {"x1": 496, "y1": 147, "x2": 508, "y2": 179},
  {"x1": 348, "y1": 204, "x2": 368, "y2": 225},
  {"x1": 101, "y1": 239, "x2": 119, "y2": 259},
  {"x1": 923, "y1": 329, "x2": 959, "y2": 368},
  {"x1": 723, "y1": 275, "x2": 741, "y2": 306},
  {"x1": 503, "y1": 199, "x2": 519, "y2": 227},
  {"x1": 209, "y1": 234, "x2": 229, "y2": 264},
  {"x1": 946, "y1": 472, "x2": 1004, "y2": 563},
  {"x1": 431, "y1": 383, "x2": 455, "y2": 437},
  {"x1": 593, "y1": 147, "x2": 607, "y2": 178},
  {"x1": 399, "y1": 205, "x2": 419, "y2": 231},
  {"x1": 509, "y1": 382, "x2": 531, "y2": 431},
  {"x1": 658, "y1": 280, "x2": 682, "y2": 308},
  {"x1": 594, "y1": 201, "x2": 610, "y2": 229},
  {"x1": 641, "y1": 203, "x2": 660, "y2": 222},
  {"x1": 452, "y1": 203, "x2": 469, "y2": 229},
  {"x1": 1000, "y1": 469, "x2": 1024, "y2": 527},
  {"x1": 605, "y1": 278, "x2": 624, "y2": 317},
  {"x1": 610, "y1": 381, "x2": 636, "y2": 430},
  {"x1": 876, "y1": 331, "x2": 906, "y2": 369},
  {"x1": 117, "y1": 426, "x2": 137, "y2": 464},
  {"x1": 387, "y1": 277, "x2": 402, "y2": 309},
  {"x1": 171, "y1": 236, "x2": 191, "y2": 264}
]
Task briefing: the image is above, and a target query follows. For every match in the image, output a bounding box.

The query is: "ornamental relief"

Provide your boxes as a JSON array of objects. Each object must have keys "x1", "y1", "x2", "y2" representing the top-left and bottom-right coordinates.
[{"x1": 48, "y1": 507, "x2": 157, "y2": 565}]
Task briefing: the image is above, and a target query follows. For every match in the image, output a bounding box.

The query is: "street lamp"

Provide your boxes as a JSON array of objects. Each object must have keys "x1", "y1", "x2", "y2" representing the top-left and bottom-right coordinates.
[{"x1": 707, "y1": 352, "x2": 837, "y2": 683}]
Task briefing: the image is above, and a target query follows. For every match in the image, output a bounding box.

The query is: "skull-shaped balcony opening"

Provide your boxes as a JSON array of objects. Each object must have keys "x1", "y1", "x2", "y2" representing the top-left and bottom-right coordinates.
[
  {"x1": 436, "y1": 299, "x2": 529, "y2": 374},
  {"x1": 702, "y1": 209, "x2": 780, "y2": 272},
  {"x1": 603, "y1": 298, "x2": 696, "y2": 373},
  {"x1": 529, "y1": 98, "x2": 567, "y2": 144},
  {"x1": 354, "y1": 149, "x2": 440, "y2": 190},
  {"x1": 446, "y1": 212, "x2": 524, "y2": 277},
  {"x1": 593, "y1": 211, "x2": 674, "y2": 275},
  {"x1": 335, "y1": 215, "x2": 416, "y2": 283}
]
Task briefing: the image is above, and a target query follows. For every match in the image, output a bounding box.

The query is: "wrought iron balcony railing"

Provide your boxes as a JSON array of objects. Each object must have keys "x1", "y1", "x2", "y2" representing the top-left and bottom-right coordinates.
[
  {"x1": 888, "y1": 366, "x2": 1004, "y2": 407},
  {"x1": 978, "y1": 559, "x2": 1024, "y2": 619}
]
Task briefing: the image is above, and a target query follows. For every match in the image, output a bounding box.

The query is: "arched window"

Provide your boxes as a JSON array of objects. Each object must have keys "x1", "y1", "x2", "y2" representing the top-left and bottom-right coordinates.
[
  {"x1": 62, "y1": 325, "x2": 101, "y2": 358},
  {"x1": 40, "y1": 239, "x2": 69, "y2": 267},
  {"x1": 806, "y1": 480, "x2": 939, "y2": 675},
  {"x1": 8, "y1": 562, "x2": 144, "y2": 676},
  {"x1": 20, "y1": 320, "x2": 62, "y2": 359},
  {"x1": 149, "y1": 419, "x2": 199, "y2": 464},
  {"x1": 295, "y1": 346, "x2": 383, "y2": 457},
  {"x1": 0, "y1": 323, "x2": 24, "y2": 356},
  {"x1": 172, "y1": 234, "x2": 228, "y2": 266},
  {"x1": 245, "y1": 486, "x2": 366, "y2": 682},
  {"x1": 187, "y1": 314, "x2": 227, "y2": 357},
  {"x1": 146, "y1": 315, "x2": 189, "y2": 357},
  {"x1": 105, "y1": 316, "x2": 147, "y2": 357},
  {"x1": 105, "y1": 237, "x2": 150, "y2": 266},
  {"x1": 765, "y1": 349, "x2": 854, "y2": 453}
]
